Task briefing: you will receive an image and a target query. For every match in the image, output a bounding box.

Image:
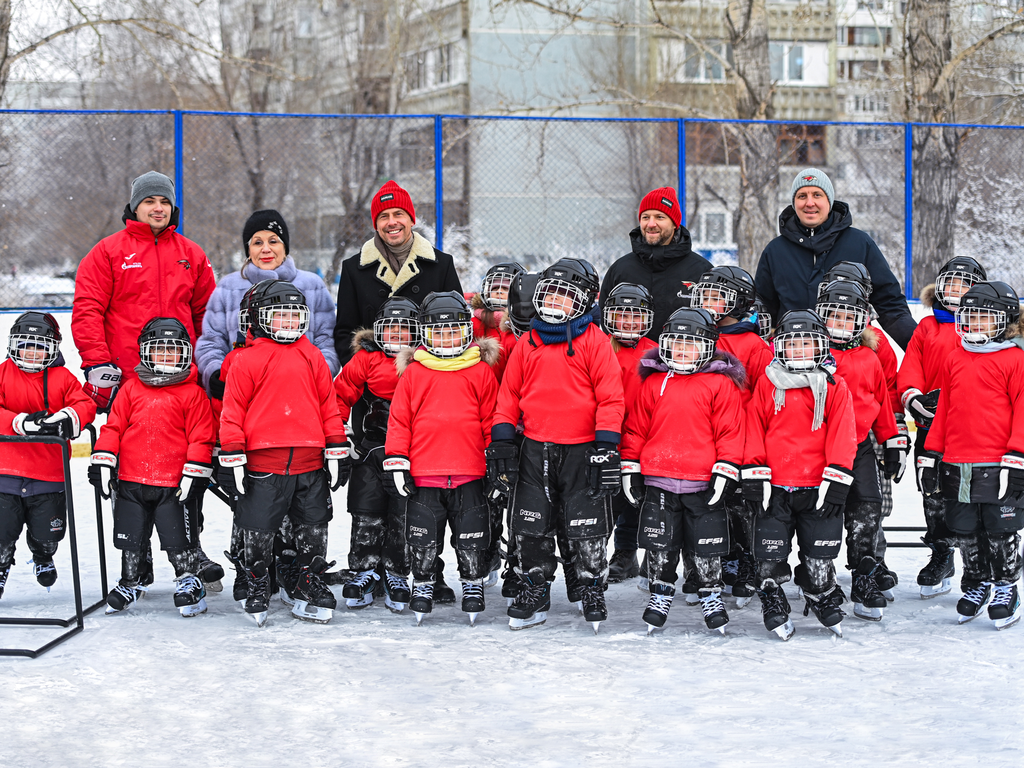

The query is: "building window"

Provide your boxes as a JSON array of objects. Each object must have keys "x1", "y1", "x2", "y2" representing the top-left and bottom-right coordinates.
[
  {"x1": 691, "y1": 210, "x2": 732, "y2": 249},
  {"x1": 296, "y1": 8, "x2": 315, "y2": 38},
  {"x1": 838, "y1": 60, "x2": 890, "y2": 81},
  {"x1": 683, "y1": 42, "x2": 733, "y2": 82},
  {"x1": 778, "y1": 124, "x2": 826, "y2": 165},
  {"x1": 770, "y1": 43, "x2": 804, "y2": 83},
  {"x1": 847, "y1": 93, "x2": 890, "y2": 114},
  {"x1": 404, "y1": 43, "x2": 460, "y2": 93},
  {"x1": 846, "y1": 27, "x2": 892, "y2": 46},
  {"x1": 857, "y1": 0, "x2": 886, "y2": 8}
]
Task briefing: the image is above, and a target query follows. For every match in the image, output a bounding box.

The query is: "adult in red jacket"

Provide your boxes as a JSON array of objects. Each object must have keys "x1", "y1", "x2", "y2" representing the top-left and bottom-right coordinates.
[{"x1": 72, "y1": 171, "x2": 215, "y2": 412}]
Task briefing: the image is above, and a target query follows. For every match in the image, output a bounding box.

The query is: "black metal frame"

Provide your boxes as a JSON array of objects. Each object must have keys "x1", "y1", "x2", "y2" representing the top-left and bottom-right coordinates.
[
  {"x1": 0, "y1": 425, "x2": 110, "y2": 658},
  {"x1": 881, "y1": 526, "x2": 927, "y2": 548}
]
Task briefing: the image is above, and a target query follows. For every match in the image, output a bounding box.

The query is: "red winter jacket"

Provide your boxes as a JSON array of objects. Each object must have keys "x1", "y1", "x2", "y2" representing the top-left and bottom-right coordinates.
[
  {"x1": 925, "y1": 344, "x2": 1024, "y2": 463},
  {"x1": 220, "y1": 336, "x2": 345, "y2": 475},
  {"x1": 494, "y1": 323, "x2": 625, "y2": 445},
  {"x1": 898, "y1": 318, "x2": 960, "y2": 425},
  {"x1": 72, "y1": 219, "x2": 215, "y2": 377},
  {"x1": 385, "y1": 343, "x2": 498, "y2": 478},
  {"x1": 0, "y1": 360, "x2": 96, "y2": 482},
  {"x1": 622, "y1": 353, "x2": 745, "y2": 480},
  {"x1": 745, "y1": 368, "x2": 857, "y2": 487},
  {"x1": 334, "y1": 331, "x2": 400, "y2": 423},
  {"x1": 871, "y1": 323, "x2": 901, "y2": 414},
  {"x1": 613, "y1": 336, "x2": 658, "y2": 422},
  {"x1": 717, "y1": 327, "x2": 773, "y2": 405},
  {"x1": 831, "y1": 338, "x2": 899, "y2": 445},
  {"x1": 94, "y1": 367, "x2": 215, "y2": 487}
]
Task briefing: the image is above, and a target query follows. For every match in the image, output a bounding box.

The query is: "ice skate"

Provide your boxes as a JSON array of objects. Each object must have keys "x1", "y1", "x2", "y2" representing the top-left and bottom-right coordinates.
[
  {"x1": 501, "y1": 570, "x2": 521, "y2": 607},
  {"x1": 608, "y1": 549, "x2": 639, "y2": 584},
  {"x1": 410, "y1": 582, "x2": 433, "y2": 625},
  {"x1": 699, "y1": 591, "x2": 729, "y2": 634},
  {"x1": 803, "y1": 585, "x2": 846, "y2": 637},
  {"x1": 196, "y1": 548, "x2": 225, "y2": 593},
  {"x1": 482, "y1": 552, "x2": 501, "y2": 589},
  {"x1": 508, "y1": 568, "x2": 550, "y2": 630},
  {"x1": 342, "y1": 568, "x2": 379, "y2": 609},
  {"x1": 291, "y1": 555, "x2": 337, "y2": 624},
  {"x1": 244, "y1": 561, "x2": 271, "y2": 627},
  {"x1": 564, "y1": 559, "x2": 584, "y2": 615},
  {"x1": 462, "y1": 582, "x2": 485, "y2": 625},
  {"x1": 31, "y1": 559, "x2": 57, "y2": 592},
  {"x1": 731, "y1": 552, "x2": 757, "y2": 609},
  {"x1": 851, "y1": 557, "x2": 887, "y2": 622},
  {"x1": 383, "y1": 570, "x2": 410, "y2": 613},
  {"x1": 0, "y1": 563, "x2": 9, "y2": 599},
  {"x1": 433, "y1": 571, "x2": 456, "y2": 605},
  {"x1": 225, "y1": 551, "x2": 248, "y2": 605},
  {"x1": 873, "y1": 560, "x2": 898, "y2": 602},
  {"x1": 136, "y1": 544, "x2": 154, "y2": 598},
  {"x1": 988, "y1": 583, "x2": 1022, "y2": 630},
  {"x1": 276, "y1": 553, "x2": 300, "y2": 607},
  {"x1": 757, "y1": 582, "x2": 794, "y2": 641},
  {"x1": 918, "y1": 542, "x2": 955, "y2": 599},
  {"x1": 173, "y1": 573, "x2": 208, "y2": 617},
  {"x1": 957, "y1": 582, "x2": 992, "y2": 624},
  {"x1": 722, "y1": 558, "x2": 738, "y2": 596},
  {"x1": 580, "y1": 580, "x2": 607, "y2": 634},
  {"x1": 680, "y1": 572, "x2": 700, "y2": 606},
  {"x1": 105, "y1": 581, "x2": 141, "y2": 615},
  {"x1": 643, "y1": 583, "x2": 674, "y2": 634}
]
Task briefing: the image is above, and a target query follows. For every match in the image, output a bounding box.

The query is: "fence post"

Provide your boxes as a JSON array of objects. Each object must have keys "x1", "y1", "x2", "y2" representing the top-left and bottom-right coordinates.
[
  {"x1": 174, "y1": 110, "x2": 184, "y2": 234},
  {"x1": 904, "y1": 122, "x2": 913, "y2": 300},
  {"x1": 434, "y1": 115, "x2": 444, "y2": 252},
  {"x1": 678, "y1": 119, "x2": 687, "y2": 227}
]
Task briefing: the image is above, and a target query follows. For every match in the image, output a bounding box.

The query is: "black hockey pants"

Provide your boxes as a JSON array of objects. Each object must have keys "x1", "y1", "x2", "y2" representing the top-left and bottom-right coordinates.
[
  {"x1": 754, "y1": 487, "x2": 841, "y2": 593},
  {"x1": 347, "y1": 448, "x2": 408, "y2": 574},
  {"x1": 639, "y1": 486, "x2": 728, "y2": 591},
  {"x1": 407, "y1": 480, "x2": 490, "y2": 584}
]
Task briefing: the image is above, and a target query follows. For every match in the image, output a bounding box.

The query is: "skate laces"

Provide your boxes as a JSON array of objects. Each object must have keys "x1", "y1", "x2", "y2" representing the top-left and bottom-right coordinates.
[
  {"x1": 175, "y1": 574, "x2": 202, "y2": 594},
  {"x1": 299, "y1": 563, "x2": 334, "y2": 600},
  {"x1": 112, "y1": 583, "x2": 138, "y2": 604},
  {"x1": 990, "y1": 584, "x2": 1016, "y2": 607},
  {"x1": 32, "y1": 560, "x2": 56, "y2": 578},
  {"x1": 736, "y1": 556, "x2": 756, "y2": 586},
  {"x1": 385, "y1": 571, "x2": 408, "y2": 593},
  {"x1": 348, "y1": 569, "x2": 377, "y2": 589},
  {"x1": 854, "y1": 571, "x2": 883, "y2": 599},
  {"x1": 722, "y1": 559, "x2": 739, "y2": 578},
  {"x1": 463, "y1": 582, "x2": 484, "y2": 600},
  {"x1": 700, "y1": 592, "x2": 725, "y2": 617},
  {"x1": 647, "y1": 592, "x2": 673, "y2": 617},
  {"x1": 515, "y1": 578, "x2": 547, "y2": 607},
  {"x1": 761, "y1": 586, "x2": 789, "y2": 615},
  {"x1": 413, "y1": 583, "x2": 434, "y2": 600},
  {"x1": 580, "y1": 583, "x2": 604, "y2": 609},
  {"x1": 963, "y1": 583, "x2": 991, "y2": 605}
]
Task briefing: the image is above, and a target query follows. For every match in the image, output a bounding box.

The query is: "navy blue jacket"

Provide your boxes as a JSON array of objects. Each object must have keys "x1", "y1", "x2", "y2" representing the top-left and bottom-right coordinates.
[{"x1": 754, "y1": 201, "x2": 916, "y2": 350}]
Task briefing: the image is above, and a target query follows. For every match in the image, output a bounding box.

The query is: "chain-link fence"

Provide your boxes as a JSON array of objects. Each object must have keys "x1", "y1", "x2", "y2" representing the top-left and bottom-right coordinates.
[{"x1": 0, "y1": 109, "x2": 1022, "y2": 308}]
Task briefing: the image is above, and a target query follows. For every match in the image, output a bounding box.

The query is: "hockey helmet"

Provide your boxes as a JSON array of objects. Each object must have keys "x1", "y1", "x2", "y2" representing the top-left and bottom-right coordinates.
[
  {"x1": 603, "y1": 282, "x2": 654, "y2": 343},
  {"x1": 817, "y1": 261, "x2": 872, "y2": 297},
  {"x1": 8, "y1": 311, "x2": 61, "y2": 372},
  {"x1": 955, "y1": 280, "x2": 1021, "y2": 345},
  {"x1": 236, "y1": 282, "x2": 261, "y2": 338},
  {"x1": 374, "y1": 297, "x2": 420, "y2": 357},
  {"x1": 507, "y1": 272, "x2": 541, "y2": 337},
  {"x1": 936, "y1": 257, "x2": 987, "y2": 310},
  {"x1": 816, "y1": 280, "x2": 870, "y2": 343},
  {"x1": 533, "y1": 258, "x2": 599, "y2": 323},
  {"x1": 247, "y1": 280, "x2": 309, "y2": 343},
  {"x1": 774, "y1": 310, "x2": 830, "y2": 372},
  {"x1": 659, "y1": 307, "x2": 718, "y2": 374},
  {"x1": 752, "y1": 297, "x2": 772, "y2": 340},
  {"x1": 138, "y1": 317, "x2": 192, "y2": 375},
  {"x1": 419, "y1": 291, "x2": 473, "y2": 358},
  {"x1": 692, "y1": 265, "x2": 756, "y2": 321},
  {"x1": 481, "y1": 261, "x2": 526, "y2": 311}
]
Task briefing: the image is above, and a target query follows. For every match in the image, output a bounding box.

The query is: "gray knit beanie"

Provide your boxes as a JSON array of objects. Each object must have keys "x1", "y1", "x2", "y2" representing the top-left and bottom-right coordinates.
[
  {"x1": 129, "y1": 171, "x2": 175, "y2": 212},
  {"x1": 791, "y1": 168, "x2": 834, "y2": 209}
]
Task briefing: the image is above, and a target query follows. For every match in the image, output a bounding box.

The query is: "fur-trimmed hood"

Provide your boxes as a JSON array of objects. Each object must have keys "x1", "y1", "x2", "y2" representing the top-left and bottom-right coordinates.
[
  {"x1": 860, "y1": 325, "x2": 879, "y2": 351},
  {"x1": 359, "y1": 231, "x2": 437, "y2": 294},
  {"x1": 395, "y1": 336, "x2": 500, "y2": 375},
  {"x1": 1006, "y1": 314, "x2": 1024, "y2": 340},
  {"x1": 637, "y1": 347, "x2": 747, "y2": 388},
  {"x1": 470, "y1": 292, "x2": 505, "y2": 330},
  {"x1": 921, "y1": 283, "x2": 937, "y2": 309},
  {"x1": 351, "y1": 327, "x2": 380, "y2": 354}
]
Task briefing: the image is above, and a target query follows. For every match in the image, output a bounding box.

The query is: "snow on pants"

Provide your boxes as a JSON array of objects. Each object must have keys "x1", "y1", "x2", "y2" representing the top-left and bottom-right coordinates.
[
  {"x1": 347, "y1": 448, "x2": 408, "y2": 574},
  {"x1": 510, "y1": 438, "x2": 612, "y2": 584},
  {"x1": 844, "y1": 437, "x2": 884, "y2": 569},
  {"x1": 406, "y1": 480, "x2": 489, "y2": 584},
  {"x1": 0, "y1": 490, "x2": 66, "y2": 564},
  {"x1": 638, "y1": 486, "x2": 728, "y2": 590},
  {"x1": 753, "y1": 487, "x2": 842, "y2": 593},
  {"x1": 237, "y1": 469, "x2": 332, "y2": 568},
  {"x1": 113, "y1": 482, "x2": 199, "y2": 552}
]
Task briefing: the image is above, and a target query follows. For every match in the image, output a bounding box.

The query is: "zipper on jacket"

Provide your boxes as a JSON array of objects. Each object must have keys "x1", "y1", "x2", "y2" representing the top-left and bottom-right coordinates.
[
  {"x1": 447, "y1": 475, "x2": 453, "y2": 489},
  {"x1": 285, "y1": 447, "x2": 294, "y2": 475}
]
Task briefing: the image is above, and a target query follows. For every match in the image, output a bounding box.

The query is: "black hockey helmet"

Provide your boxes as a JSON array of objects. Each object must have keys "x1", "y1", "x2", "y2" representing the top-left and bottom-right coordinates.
[
  {"x1": 816, "y1": 279, "x2": 870, "y2": 344},
  {"x1": 659, "y1": 307, "x2": 718, "y2": 374},
  {"x1": 692, "y1": 265, "x2": 756, "y2": 320},
  {"x1": 774, "y1": 309, "x2": 831, "y2": 372},
  {"x1": 936, "y1": 257, "x2": 987, "y2": 310},
  {"x1": 247, "y1": 280, "x2": 309, "y2": 343},
  {"x1": 138, "y1": 317, "x2": 192, "y2": 375},
  {"x1": 603, "y1": 282, "x2": 654, "y2": 344},
  {"x1": 955, "y1": 280, "x2": 1021, "y2": 345},
  {"x1": 8, "y1": 311, "x2": 61, "y2": 372},
  {"x1": 418, "y1": 290, "x2": 473, "y2": 358},
  {"x1": 533, "y1": 258, "x2": 600, "y2": 323},
  {"x1": 507, "y1": 272, "x2": 540, "y2": 337},
  {"x1": 481, "y1": 261, "x2": 526, "y2": 311},
  {"x1": 236, "y1": 281, "x2": 262, "y2": 338},
  {"x1": 817, "y1": 261, "x2": 872, "y2": 297},
  {"x1": 374, "y1": 297, "x2": 420, "y2": 356},
  {"x1": 752, "y1": 297, "x2": 772, "y2": 339}
]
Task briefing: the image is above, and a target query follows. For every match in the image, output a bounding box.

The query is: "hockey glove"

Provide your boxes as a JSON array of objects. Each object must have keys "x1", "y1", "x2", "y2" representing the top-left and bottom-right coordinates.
[
  {"x1": 895, "y1": 412, "x2": 909, "y2": 440},
  {"x1": 816, "y1": 464, "x2": 854, "y2": 518},
  {"x1": 177, "y1": 462, "x2": 213, "y2": 504},
  {"x1": 383, "y1": 456, "x2": 415, "y2": 498},
  {"x1": 999, "y1": 451, "x2": 1024, "y2": 504},
  {"x1": 881, "y1": 434, "x2": 909, "y2": 483},
  {"x1": 741, "y1": 465, "x2": 772, "y2": 514},
  {"x1": 12, "y1": 411, "x2": 48, "y2": 436},
  {"x1": 485, "y1": 440, "x2": 519, "y2": 500},
  {"x1": 208, "y1": 369, "x2": 226, "y2": 400},
  {"x1": 218, "y1": 450, "x2": 247, "y2": 496},
  {"x1": 36, "y1": 407, "x2": 81, "y2": 440},
  {"x1": 83, "y1": 363, "x2": 122, "y2": 413},
  {"x1": 325, "y1": 442, "x2": 352, "y2": 491},
  {"x1": 621, "y1": 461, "x2": 644, "y2": 507},
  {"x1": 916, "y1": 451, "x2": 942, "y2": 497},
  {"x1": 88, "y1": 451, "x2": 117, "y2": 499},
  {"x1": 903, "y1": 388, "x2": 939, "y2": 429},
  {"x1": 707, "y1": 461, "x2": 740, "y2": 508},
  {"x1": 586, "y1": 443, "x2": 621, "y2": 499}
]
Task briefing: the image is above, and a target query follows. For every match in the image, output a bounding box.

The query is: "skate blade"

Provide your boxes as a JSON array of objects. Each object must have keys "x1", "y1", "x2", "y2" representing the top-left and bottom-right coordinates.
[
  {"x1": 994, "y1": 608, "x2": 1022, "y2": 631},
  {"x1": 384, "y1": 596, "x2": 408, "y2": 613},
  {"x1": 920, "y1": 578, "x2": 953, "y2": 599},
  {"x1": 682, "y1": 593, "x2": 700, "y2": 606},
  {"x1": 714, "y1": 624, "x2": 727, "y2": 635},
  {"x1": 570, "y1": 600, "x2": 583, "y2": 615},
  {"x1": 482, "y1": 570, "x2": 499, "y2": 589},
  {"x1": 279, "y1": 589, "x2": 296, "y2": 607},
  {"x1": 292, "y1": 602, "x2": 333, "y2": 624},
  {"x1": 772, "y1": 619, "x2": 795, "y2": 641},
  {"x1": 345, "y1": 593, "x2": 374, "y2": 609},
  {"x1": 179, "y1": 598, "x2": 208, "y2": 617},
  {"x1": 645, "y1": 623, "x2": 660, "y2": 635},
  {"x1": 853, "y1": 603, "x2": 884, "y2": 621},
  {"x1": 591, "y1": 620, "x2": 601, "y2": 634},
  {"x1": 637, "y1": 578, "x2": 650, "y2": 593},
  {"x1": 881, "y1": 588, "x2": 895, "y2": 602},
  {"x1": 467, "y1": 612, "x2": 479, "y2": 626},
  {"x1": 247, "y1": 610, "x2": 268, "y2": 627},
  {"x1": 104, "y1": 604, "x2": 131, "y2": 616},
  {"x1": 827, "y1": 622, "x2": 843, "y2": 638},
  {"x1": 203, "y1": 579, "x2": 224, "y2": 593},
  {"x1": 508, "y1": 611, "x2": 547, "y2": 630},
  {"x1": 734, "y1": 595, "x2": 753, "y2": 609},
  {"x1": 958, "y1": 612, "x2": 983, "y2": 624},
  {"x1": 136, "y1": 585, "x2": 150, "y2": 599},
  {"x1": 414, "y1": 611, "x2": 428, "y2": 625}
]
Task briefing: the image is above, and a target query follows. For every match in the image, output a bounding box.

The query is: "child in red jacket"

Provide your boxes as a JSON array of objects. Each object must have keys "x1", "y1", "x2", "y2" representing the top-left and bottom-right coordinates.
[
  {"x1": 334, "y1": 296, "x2": 418, "y2": 611},
  {"x1": 490, "y1": 258, "x2": 625, "y2": 632},
  {"x1": 470, "y1": 262, "x2": 523, "y2": 386},
  {"x1": 384, "y1": 291, "x2": 498, "y2": 625},
  {"x1": 923, "y1": 281, "x2": 1024, "y2": 629},
  {"x1": 621, "y1": 308, "x2": 745, "y2": 634},
  {"x1": 89, "y1": 317, "x2": 214, "y2": 617},
  {"x1": 817, "y1": 281, "x2": 906, "y2": 621},
  {"x1": 0, "y1": 313, "x2": 96, "y2": 598},
  {"x1": 218, "y1": 280, "x2": 348, "y2": 627},
  {"x1": 744, "y1": 310, "x2": 857, "y2": 640}
]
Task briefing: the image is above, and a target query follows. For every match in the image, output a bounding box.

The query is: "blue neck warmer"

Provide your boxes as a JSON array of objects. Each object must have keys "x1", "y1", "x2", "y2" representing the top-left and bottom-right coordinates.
[
  {"x1": 531, "y1": 313, "x2": 594, "y2": 356},
  {"x1": 719, "y1": 320, "x2": 759, "y2": 336},
  {"x1": 933, "y1": 308, "x2": 955, "y2": 324}
]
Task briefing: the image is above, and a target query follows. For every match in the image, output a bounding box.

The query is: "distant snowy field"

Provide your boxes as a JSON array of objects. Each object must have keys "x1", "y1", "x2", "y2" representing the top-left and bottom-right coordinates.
[{"x1": 3, "y1": 309, "x2": 1024, "y2": 768}]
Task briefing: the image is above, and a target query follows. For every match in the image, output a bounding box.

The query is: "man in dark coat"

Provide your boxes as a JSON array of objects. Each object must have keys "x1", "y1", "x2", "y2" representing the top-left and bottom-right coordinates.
[
  {"x1": 333, "y1": 180, "x2": 462, "y2": 366},
  {"x1": 754, "y1": 168, "x2": 916, "y2": 350}
]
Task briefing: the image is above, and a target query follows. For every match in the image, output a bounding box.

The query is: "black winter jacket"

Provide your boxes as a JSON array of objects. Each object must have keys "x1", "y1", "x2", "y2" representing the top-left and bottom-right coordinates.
[
  {"x1": 600, "y1": 226, "x2": 713, "y2": 342},
  {"x1": 754, "y1": 201, "x2": 916, "y2": 350},
  {"x1": 333, "y1": 232, "x2": 463, "y2": 366}
]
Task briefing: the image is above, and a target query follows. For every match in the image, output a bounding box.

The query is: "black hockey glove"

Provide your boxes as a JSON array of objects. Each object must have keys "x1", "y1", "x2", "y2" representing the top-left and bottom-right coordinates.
[
  {"x1": 383, "y1": 456, "x2": 415, "y2": 498},
  {"x1": 89, "y1": 451, "x2": 117, "y2": 499},
  {"x1": 177, "y1": 462, "x2": 212, "y2": 504},
  {"x1": 36, "y1": 407, "x2": 82, "y2": 440},
  {"x1": 12, "y1": 411, "x2": 48, "y2": 436},
  {"x1": 706, "y1": 461, "x2": 740, "y2": 509},
  {"x1": 741, "y1": 465, "x2": 771, "y2": 515},
  {"x1": 816, "y1": 464, "x2": 853, "y2": 518},
  {"x1": 208, "y1": 369, "x2": 226, "y2": 400},
  {"x1": 620, "y1": 460, "x2": 644, "y2": 507},
  {"x1": 881, "y1": 434, "x2": 909, "y2": 483},
  {"x1": 916, "y1": 451, "x2": 942, "y2": 497},
  {"x1": 903, "y1": 388, "x2": 940, "y2": 429},
  {"x1": 586, "y1": 443, "x2": 621, "y2": 499},
  {"x1": 83, "y1": 363, "x2": 122, "y2": 414},
  {"x1": 218, "y1": 450, "x2": 247, "y2": 497},
  {"x1": 325, "y1": 443, "x2": 352, "y2": 491},
  {"x1": 485, "y1": 440, "x2": 518, "y2": 499},
  {"x1": 999, "y1": 452, "x2": 1024, "y2": 504}
]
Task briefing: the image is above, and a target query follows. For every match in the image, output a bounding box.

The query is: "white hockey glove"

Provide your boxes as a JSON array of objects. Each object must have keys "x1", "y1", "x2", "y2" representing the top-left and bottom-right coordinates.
[
  {"x1": 12, "y1": 411, "x2": 47, "y2": 436},
  {"x1": 741, "y1": 465, "x2": 772, "y2": 514},
  {"x1": 383, "y1": 456, "x2": 415, "y2": 498},
  {"x1": 88, "y1": 451, "x2": 118, "y2": 499},
  {"x1": 325, "y1": 442, "x2": 351, "y2": 491},
  {"x1": 916, "y1": 452, "x2": 941, "y2": 496},
  {"x1": 37, "y1": 407, "x2": 81, "y2": 440},
  {"x1": 83, "y1": 363, "x2": 122, "y2": 413},
  {"x1": 707, "y1": 461, "x2": 741, "y2": 507},
  {"x1": 178, "y1": 462, "x2": 213, "y2": 504},
  {"x1": 881, "y1": 434, "x2": 909, "y2": 483},
  {"x1": 999, "y1": 452, "x2": 1024, "y2": 504},
  {"x1": 621, "y1": 460, "x2": 643, "y2": 507},
  {"x1": 218, "y1": 450, "x2": 247, "y2": 496},
  {"x1": 816, "y1": 465, "x2": 854, "y2": 518}
]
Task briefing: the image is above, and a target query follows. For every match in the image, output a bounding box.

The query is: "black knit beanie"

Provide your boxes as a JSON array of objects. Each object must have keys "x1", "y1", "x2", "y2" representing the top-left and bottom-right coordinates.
[{"x1": 242, "y1": 209, "x2": 290, "y2": 261}]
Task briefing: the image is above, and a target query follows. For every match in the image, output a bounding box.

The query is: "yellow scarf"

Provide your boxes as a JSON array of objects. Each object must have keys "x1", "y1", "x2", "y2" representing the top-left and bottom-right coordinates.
[{"x1": 413, "y1": 346, "x2": 481, "y2": 371}]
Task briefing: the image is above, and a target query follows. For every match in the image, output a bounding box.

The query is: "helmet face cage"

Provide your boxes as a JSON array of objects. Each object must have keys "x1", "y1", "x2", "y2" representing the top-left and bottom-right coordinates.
[
  {"x1": 534, "y1": 279, "x2": 589, "y2": 323},
  {"x1": 258, "y1": 304, "x2": 309, "y2": 342},
  {"x1": 936, "y1": 269, "x2": 981, "y2": 308},
  {"x1": 816, "y1": 300, "x2": 868, "y2": 342},
  {"x1": 481, "y1": 272, "x2": 515, "y2": 310},
  {"x1": 9, "y1": 334, "x2": 58, "y2": 372},
  {"x1": 756, "y1": 308, "x2": 772, "y2": 339},
  {"x1": 373, "y1": 316, "x2": 419, "y2": 356},
  {"x1": 141, "y1": 337, "x2": 193, "y2": 374},
  {"x1": 955, "y1": 306, "x2": 1006, "y2": 345},
  {"x1": 421, "y1": 321, "x2": 473, "y2": 357},
  {"x1": 774, "y1": 330, "x2": 830, "y2": 371},
  {"x1": 692, "y1": 281, "x2": 737, "y2": 320},
  {"x1": 237, "y1": 307, "x2": 251, "y2": 336},
  {"x1": 659, "y1": 333, "x2": 715, "y2": 373},
  {"x1": 603, "y1": 303, "x2": 653, "y2": 342}
]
